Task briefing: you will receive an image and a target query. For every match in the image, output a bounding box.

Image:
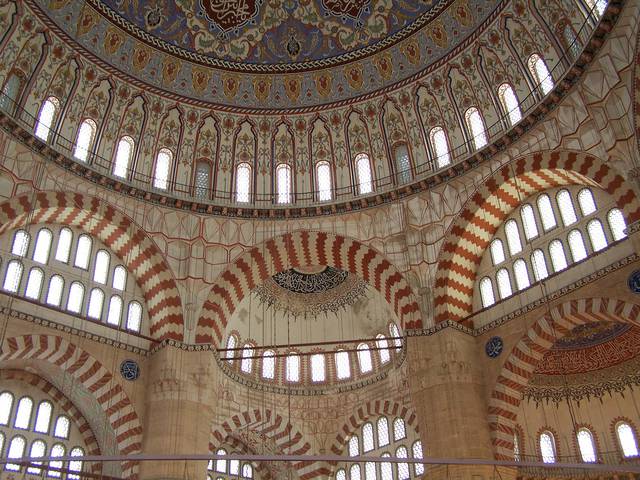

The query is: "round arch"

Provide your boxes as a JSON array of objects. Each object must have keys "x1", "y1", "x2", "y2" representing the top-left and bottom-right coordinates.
[
  {"x1": 488, "y1": 297, "x2": 640, "y2": 460},
  {"x1": 196, "y1": 231, "x2": 422, "y2": 344},
  {"x1": 433, "y1": 151, "x2": 640, "y2": 327},
  {"x1": 0, "y1": 191, "x2": 183, "y2": 341},
  {"x1": 0, "y1": 334, "x2": 144, "y2": 479}
]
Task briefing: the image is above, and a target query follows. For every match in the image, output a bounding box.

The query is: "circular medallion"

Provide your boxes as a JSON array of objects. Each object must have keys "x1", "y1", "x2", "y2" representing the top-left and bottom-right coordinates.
[
  {"x1": 485, "y1": 336, "x2": 504, "y2": 358},
  {"x1": 628, "y1": 270, "x2": 640, "y2": 293},
  {"x1": 120, "y1": 360, "x2": 140, "y2": 381}
]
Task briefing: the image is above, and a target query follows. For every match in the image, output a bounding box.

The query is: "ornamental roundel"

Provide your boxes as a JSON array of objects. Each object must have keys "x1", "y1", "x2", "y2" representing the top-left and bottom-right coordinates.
[
  {"x1": 199, "y1": 0, "x2": 262, "y2": 34},
  {"x1": 628, "y1": 269, "x2": 640, "y2": 293},
  {"x1": 120, "y1": 359, "x2": 141, "y2": 381},
  {"x1": 485, "y1": 336, "x2": 504, "y2": 358}
]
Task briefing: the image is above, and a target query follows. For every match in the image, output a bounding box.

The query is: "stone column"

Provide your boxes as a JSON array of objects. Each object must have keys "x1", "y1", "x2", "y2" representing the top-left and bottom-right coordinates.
[
  {"x1": 139, "y1": 346, "x2": 218, "y2": 480},
  {"x1": 407, "y1": 327, "x2": 516, "y2": 480}
]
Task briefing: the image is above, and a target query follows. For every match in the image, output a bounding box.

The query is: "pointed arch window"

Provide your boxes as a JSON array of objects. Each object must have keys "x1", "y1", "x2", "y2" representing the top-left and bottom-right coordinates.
[
  {"x1": 396, "y1": 446, "x2": 410, "y2": 480},
  {"x1": 520, "y1": 204, "x2": 539, "y2": 240},
  {"x1": 276, "y1": 164, "x2": 292, "y2": 204},
  {"x1": 3, "y1": 260, "x2": 23, "y2": 293},
  {"x1": 12, "y1": 230, "x2": 29, "y2": 257},
  {"x1": 286, "y1": 352, "x2": 300, "y2": 382},
  {"x1": 531, "y1": 249, "x2": 549, "y2": 281},
  {"x1": 34, "y1": 400, "x2": 52, "y2": 434},
  {"x1": 587, "y1": 219, "x2": 608, "y2": 252},
  {"x1": 607, "y1": 208, "x2": 627, "y2": 241},
  {"x1": 362, "y1": 423, "x2": 374, "y2": 452},
  {"x1": 73, "y1": 119, "x2": 97, "y2": 162},
  {"x1": 505, "y1": 220, "x2": 522, "y2": 255},
  {"x1": 357, "y1": 344, "x2": 373, "y2": 374},
  {"x1": 87, "y1": 288, "x2": 105, "y2": 319},
  {"x1": 557, "y1": 189, "x2": 577, "y2": 226},
  {"x1": 311, "y1": 353, "x2": 325, "y2": 382},
  {"x1": 528, "y1": 54, "x2": 554, "y2": 95},
  {"x1": 225, "y1": 335, "x2": 237, "y2": 363},
  {"x1": 74, "y1": 234, "x2": 92, "y2": 269},
  {"x1": 355, "y1": 153, "x2": 373, "y2": 195},
  {"x1": 14, "y1": 397, "x2": 33, "y2": 429},
  {"x1": 348, "y1": 436, "x2": 360, "y2": 457},
  {"x1": 93, "y1": 249, "x2": 110, "y2": 284},
  {"x1": 513, "y1": 259, "x2": 530, "y2": 291},
  {"x1": 0, "y1": 392, "x2": 13, "y2": 425},
  {"x1": 393, "y1": 418, "x2": 406, "y2": 441},
  {"x1": 27, "y1": 439, "x2": 46, "y2": 474},
  {"x1": 335, "y1": 350, "x2": 351, "y2": 379},
  {"x1": 496, "y1": 268, "x2": 513, "y2": 299},
  {"x1": 578, "y1": 188, "x2": 597, "y2": 216},
  {"x1": 549, "y1": 239, "x2": 568, "y2": 272},
  {"x1": 615, "y1": 422, "x2": 638, "y2": 458},
  {"x1": 69, "y1": 447, "x2": 84, "y2": 480},
  {"x1": 537, "y1": 194, "x2": 557, "y2": 231},
  {"x1": 5, "y1": 436, "x2": 25, "y2": 471},
  {"x1": 240, "y1": 344, "x2": 254, "y2": 373},
  {"x1": 107, "y1": 295, "x2": 123, "y2": 326},
  {"x1": 262, "y1": 350, "x2": 275, "y2": 379},
  {"x1": 46, "y1": 275, "x2": 64, "y2": 306},
  {"x1": 67, "y1": 282, "x2": 85, "y2": 314},
  {"x1": 568, "y1": 230, "x2": 588, "y2": 262},
  {"x1": 377, "y1": 417, "x2": 390, "y2": 447},
  {"x1": 54, "y1": 415, "x2": 70, "y2": 438},
  {"x1": 465, "y1": 107, "x2": 487, "y2": 150},
  {"x1": 413, "y1": 441, "x2": 424, "y2": 475},
  {"x1": 35, "y1": 97, "x2": 60, "y2": 141},
  {"x1": 32, "y1": 229, "x2": 53, "y2": 264},
  {"x1": 316, "y1": 161, "x2": 332, "y2": 202},
  {"x1": 55, "y1": 228, "x2": 73, "y2": 263},
  {"x1": 480, "y1": 277, "x2": 495, "y2": 308},
  {"x1": 577, "y1": 428, "x2": 597, "y2": 463},
  {"x1": 127, "y1": 301, "x2": 142, "y2": 332},
  {"x1": 235, "y1": 163, "x2": 251, "y2": 203},
  {"x1": 194, "y1": 161, "x2": 211, "y2": 199},
  {"x1": 25, "y1": 268, "x2": 44, "y2": 300},
  {"x1": 394, "y1": 143, "x2": 412, "y2": 185},
  {"x1": 153, "y1": 148, "x2": 172, "y2": 190},
  {"x1": 498, "y1": 84, "x2": 522, "y2": 125},
  {"x1": 430, "y1": 126, "x2": 451, "y2": 168},
  {"x1": 539, "y1": 431, "x2": 557, "y2": 463},
  {"x1": 376, "y1": 334, "x2": 390, "y2": 364},
  {"x1": 490, "y1": 239, "x2": 505, "y2": 265},
  {"x1": 113, "y1": 136, "x2": 134, "y2": 179}
]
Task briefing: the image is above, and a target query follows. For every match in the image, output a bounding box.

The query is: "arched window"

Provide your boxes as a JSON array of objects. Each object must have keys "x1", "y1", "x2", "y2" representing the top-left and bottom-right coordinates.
[
  {"x1": 557, "y1": 189, "x2": 577, "y2": 226},
  {"x1": 496, "y1": 268, "x2": 513, "y2": 299},
  {"x1": 194, "y1": 161, "x2": 211, "y2": 199},
  {"x1": 513, "y1": 259, "x2": 530, "y2": 291},
  {"x1": 225, "y1": 335, "x2": 237, "y2": 363},
  {"x1": 490, "y1": 239, "x2": 506, "y2": 265},
  {"x1": 0, "y1": 392, "x2": 14, "y2": 425},
  {"x1": 349, "y1": 436, "x2": 360, "y2": 457},
  {"x1": 127, "y1": 301, "x2": 142, "y2": 332},
  {"x1": 286, "y1": 352, "x2": 300, "y2": 382},
  {"x1": 480, "y1": 277, "x2": 496, "y2": 308},
  {"x1": 520, "y1": 204, "x2": 539, "y2": 240},
  {"x1": 3, "y1": 260, "x2": 23, "y2": 293},
  {"x1": 576, "y1": 428, "x2": 597, "y2": 463},
  {"x1": 357, "y1": 344, "x2": 373, "y2": 374},
  {"x1": 394, "y1": 143, "x2": 412, "y2": 185},
  {"x1": 32, "y1": 229, "x2": 53, "y2": 264},
  {"x1": 430, "y1": 126, "x2": 451, "y2": 168},
  {"x1": 336, "y1": 469, "x2": 346, "y2": 480},
  {"x1": 153, "y1": 148, "x2": 172, "y2": 190},
  {"x1": 235, "y1": 163, "x2": 251, "y2": 203},
  {"x1": 389, "y1": 323, "x2": 402, "y2": 351},
  {"x1": 0, "y1": 73, "x2": 22, "y2": 113},
  {"x1": 25, "y1": 268, "x2": 44, "y2": 300},
  {"x1": 465, "y1": 107, "x2": 487, "y2": 150},
  {"x1": 27, "y1": 439, "x2": 46, "y2": 474},
  {"x1": 350, "y1": 464, "x2": 361, "y2": 480},
  {"x1": 578, "y1": 188, "x2": 597, "y2": 216},
  {"x1": 335, "y1": 350, "x2": 351, "y2": 379},
  {"x1": 615, "y1": 422, "x2": 639, "y2": 458},
  {"x1": 608, "y1": 208, "x2": 627, "y2": 241},
  {"x1": 377, "y1": 417, "x2": 390, "y2": 447},
  {"x1": 362, "y1": 423, "x2": 374, "y2": 452},
  {"x1": 355, "y1": 153, "x2": 373, "y2": 195},
  {"x1": 12, "y1": 229, "x2": 29, "y2": 257},
  {"x1": 107, "y1": 295, "x2": 123, "y2": 326},
  {"x1": 316, "y1": 161, "x2": 332, "y2": 202},
  {"x1": 113, "y1": 136, "x2": 134, "y2": 179},
  {"x1": 262, "y1": 350, "x2": 275, "y2": 379},
  {"x1": 380, "y1": 454, "x2": 392, "y2": 480},
  {"x1": 396, "y1": 446, "x2": 410, "y2": 480},
  {"x1": 531, "y1": 249, "x2": 549, "y2": 281},
  {"x1": 216, "y1": 448, "x2": 227, "y2": 472},
  {"x1": 311, "y1": 353, "x2": 325, "y2": 382},
  {"x1": 55, "y1": 227, "x2": 73, "y2": 263},
  {"x1": 34, "y1": 401, "x2": 52, "y2": 434},
  {"x1": 412, "y1": 441, "x2": 424, "y2": 475},
  {"x1": 505, "y1": 219, "x2": 523, "y2": 255},
  {"x1": 276, "y1": 164, "x2": 292, "y2": 204},
  {"x1": 74, "y1": 234, "x2": 92, "y2": 269},
  {"x1": 528, "y1": 54, "x2": 554, "y2": 95},
  {"x1": 568, "y1": 229, "x2": 588, "y2": 262},
  {"x1": 242, "y1": 464, "x2": 253, "y2": 478},
  {"x1": 93, "y1": 249, "x2": 110, "y2": 284},
  {"x1": 6, "y1": 435, "x2": 25, "y2": 471},
  {"x1": 393, "y1": 418, "x2": 406, "y2": 441},
  {"x1": 35, "y1": 97, "x2": 59, "y2": 141},
  {"x1": 229, "y1": 459, "x2": 240, "y2": 476},
  {"x1": 69, "y1": 447, "x2": 84, "y2": 480},
  {"x1": 563, "y1": 24, "x2": 580, "y2": 59},
  {"x1": 67, "y1": 282, "x2": 85, "y2": 313},
  {"x1": 14, "y1": 396, "x2": 33, "y2": 429},
  {"x1": 240, "y1": 344, "x2": 254, "y2": 373},
  {"x1": 376, "y1": 334, "x2": 390, "y2": 364},
  {"x1": 537, "y1": 194, "x2": 557, "y2": 231},
  {"x1": 587, "y1": 219, "x2": 608, "y2": 252},
  {"x1": 73, "y1": 119, "x2": 97, "y2": 162},
  {"x1": 365, "y1": 462, "x2": 375, "y2": 480},
  {"x1": 539, "y1": 431, "x2": 557, "y2": 463},
  {"x1": 586, "y1": 0, "x2": 607, "y2": 16},
  {"x1": 54, "y1": 415, "x2": 70, "y2": 438},
  {"x1": 46, "y1": 275, "x2": 64, "y2": 306},
  {"x1": 49, "y1": 443, "x2": 66, "y2": 478},
  {"x1": 87, "y1": 288, "x2": 105, "y2": 319},
  {"x1": 113, "y1": 265, "x2": 127, "y2": 291},
  {"x1": 498, "y1": 84, "x2": 522, "y2": 125},
  {"x1": 549, "y1": 239, "x2": 568, "y2": 272}
]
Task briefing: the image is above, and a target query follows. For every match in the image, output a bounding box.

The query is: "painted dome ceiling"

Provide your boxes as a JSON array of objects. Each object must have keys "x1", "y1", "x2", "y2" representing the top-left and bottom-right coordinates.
[{"x1": 29, "y1": 0, "x2": 502, "y2": 108}]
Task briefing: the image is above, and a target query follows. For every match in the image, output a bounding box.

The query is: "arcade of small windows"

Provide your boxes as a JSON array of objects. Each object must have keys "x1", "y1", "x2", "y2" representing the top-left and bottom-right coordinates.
[
  {"x1": 224, "y1": 323, "x2": 403, "y2": 385},
  {"x1": 335, "y1": 416, "x2": 424, "y2": 480},
  {"x1": 0, "y1": 388, "x2": 87, "y2": 478},
  {"x1": 207, "y1": 449, "x2": 254, "y2": 480},
  {"x1": 1, "y1": 226, "x2": 145, "y2": 333},
  {"x1": 477, "y1": 187, "x2": 627, "y2": 309}
]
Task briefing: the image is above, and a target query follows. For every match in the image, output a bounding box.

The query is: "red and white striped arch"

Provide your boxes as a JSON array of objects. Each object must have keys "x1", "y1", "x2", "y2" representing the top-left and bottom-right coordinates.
[
  {"x1": 434, "y1": 151, "x2": 640, "y2": 327},
  {"x1": 488, "y1": 298, "x2": 640, "y2": 459},
  {"x1": 196, "y1": 231, "x2": 422, "y2": 344},
  {"x1": 0, "y1": 335, "x2": 143, "y2": 479},
  {"x1": 0, "y1": 191, "x2": 183, "y2": 341}
]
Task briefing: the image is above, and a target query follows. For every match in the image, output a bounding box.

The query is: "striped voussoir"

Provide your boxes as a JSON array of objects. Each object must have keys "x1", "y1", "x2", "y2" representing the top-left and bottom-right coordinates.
[
  {"x1": 196, "y1": 231, "x2": 422, "y2": 344},
  {"x1": 488, "y1": 298, "x2": 640, "y2": 459},
  {"x1": 434, "y1": 151, "x2": 640, "y2": 328},
  {"x1": 0, "y1": 335, "x2": 143, "y2": 479},
  {"x1": 0, "y1": 369, "x2": 102, "y2": 475},
  {"x1": 0, "y1": 191, "x2": 183, "y2": 341}
]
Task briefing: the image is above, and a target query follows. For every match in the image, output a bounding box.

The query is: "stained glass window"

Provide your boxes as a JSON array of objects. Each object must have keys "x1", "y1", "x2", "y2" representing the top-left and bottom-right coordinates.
[
  {"x1": 394, "y1": 144, "x2": 412, "y2": 185},
  {"x1": 194, "y1": 162, "x2": 211, "y2": 199}
]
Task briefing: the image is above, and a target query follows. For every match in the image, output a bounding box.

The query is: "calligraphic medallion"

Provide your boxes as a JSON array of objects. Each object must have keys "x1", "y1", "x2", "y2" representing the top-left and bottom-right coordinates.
[
  {"x1": 199, "y1": 0, "x2": 262, "y2": 33},
  {"x1": 322, "y1": 0, "x2": 371, "y2": 20}
]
